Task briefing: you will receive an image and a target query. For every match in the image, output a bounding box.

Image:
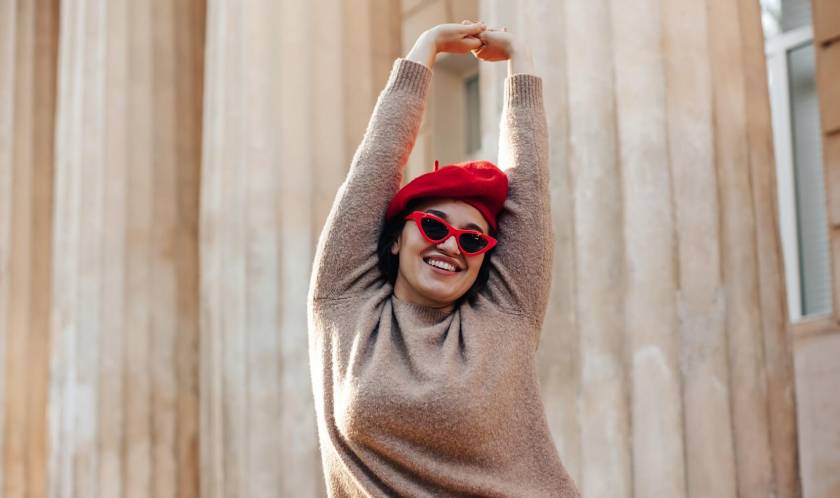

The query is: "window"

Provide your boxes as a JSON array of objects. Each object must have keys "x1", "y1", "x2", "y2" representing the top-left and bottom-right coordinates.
[
  {"x1": 465, "y1": 74, "x2": 481, "y2": 155},
  {"x1": 430, "y1": 54, "x2": 481, "y2": 163},
  {"x1": 764, "y1": 0, "x2": 831, "y2": 320}
]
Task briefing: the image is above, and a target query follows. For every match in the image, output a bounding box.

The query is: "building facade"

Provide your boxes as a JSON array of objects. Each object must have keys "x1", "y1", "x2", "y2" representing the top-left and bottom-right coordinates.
[{"x1": 0, "y1": 0, "x2": 838, "y2": 496}]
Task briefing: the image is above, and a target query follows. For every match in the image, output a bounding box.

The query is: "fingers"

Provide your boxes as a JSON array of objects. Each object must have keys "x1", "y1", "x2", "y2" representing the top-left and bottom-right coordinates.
[
  {"x1": 476, "y1": 30, "x2": 497, "y2": 42},
  {"x1": 459, "y1": 20, "x2": 488, "y2": 33},
  {"x1": 462, "y1": 36, "x2": 484, "y2": 50},
  {"x1": 456, "y1": 19, "x2": 512, "y2": 40},
  {"x1": 460, "y1": 19, "x2": 505, "y2": 29}
]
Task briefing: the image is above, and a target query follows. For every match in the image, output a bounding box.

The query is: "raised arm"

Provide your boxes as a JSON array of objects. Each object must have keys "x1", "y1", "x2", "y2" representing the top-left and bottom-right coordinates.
[
  {"x1": 474, "y1": 32, "x2": 553, "y2": 322},
  {"x1": 309, "y1": 23, "x2": 487, "y2": 301}
]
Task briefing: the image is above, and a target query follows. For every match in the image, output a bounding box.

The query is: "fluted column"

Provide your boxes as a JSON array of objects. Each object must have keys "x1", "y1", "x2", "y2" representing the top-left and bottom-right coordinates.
[
  {"x1": 0, "y1": 1, "x2": 58, "y2": 497},
  {"x1": 48, "y1": 1, "x2": 204, "y2": 497},
  {"x1": 481, "y1": 1, "x2": 800, "y2": 497},
  {"x1": 198, "y1": 0, "x2": 400, "y2": 496},
  {"x1": 665, "y1": 1, "x2": 736, "y2": 496}
]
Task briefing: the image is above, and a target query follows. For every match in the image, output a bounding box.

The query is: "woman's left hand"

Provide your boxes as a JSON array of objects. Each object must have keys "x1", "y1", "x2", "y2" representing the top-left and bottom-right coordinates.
[
  {"x1": 471, "y1": 26, "x2": 515, "y2": 62},
  {"x1": 470, "y1": 25, "x2": 534, "y2": 74}
]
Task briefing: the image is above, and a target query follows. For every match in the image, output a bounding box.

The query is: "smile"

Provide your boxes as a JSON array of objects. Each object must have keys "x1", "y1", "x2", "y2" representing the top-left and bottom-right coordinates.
[{"x1": 423, "y1": 257, "x2": 461, "y2": 273}]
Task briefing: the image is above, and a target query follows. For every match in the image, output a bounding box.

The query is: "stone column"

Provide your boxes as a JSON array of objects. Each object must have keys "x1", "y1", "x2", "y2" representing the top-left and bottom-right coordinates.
[
  {"x1": 481, "y1": 1, "x2": 800, "y2": 497},
  {"x1": 0, "y1": 1, "x2": 58, "y2": 497},
  {"x1": 47, "y1": 1, "x2": 204, "y2": 497},
  {"x1": 198, "y1": 0, "x2": 400, "y2": 496}
]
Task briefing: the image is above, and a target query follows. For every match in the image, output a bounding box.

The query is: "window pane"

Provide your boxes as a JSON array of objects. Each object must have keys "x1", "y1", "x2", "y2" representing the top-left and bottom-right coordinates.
[
  {"x1": 789, "y1": 42, "x2": 831, "y2": 315},
  {"x1": 464, "y1": 75, "x2": 481, "y2": 154},
  {"x1": 762, "y1": 0, "x2": 813, "y2": 36}
]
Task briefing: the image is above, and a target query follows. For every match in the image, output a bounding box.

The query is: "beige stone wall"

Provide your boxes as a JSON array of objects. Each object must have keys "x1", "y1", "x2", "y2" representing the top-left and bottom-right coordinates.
[
  {"x1": 3, "y1": 0, "x2": 838, "y2": 496},
  {"x1": 475, "y1": 1, "x2": 799, "y2": 497},
  {"x1": 794, "y1": 331, "x2": 840, "y2": 498},
  {"x1": 198, "y1": 0, "x2": 398, "y2": 495},
  {"x1": 46, "y1": 1, "x2": 205, "y2": 496},
  {"x1": 0, "y1": 0, "x2": 398, "y2": 496},
  {"x1": 0, "y1": 2, "x2": 57, "y2": 496},
  {"x1": 404, "y1": 0, "x2": 838, "y2": 495}
]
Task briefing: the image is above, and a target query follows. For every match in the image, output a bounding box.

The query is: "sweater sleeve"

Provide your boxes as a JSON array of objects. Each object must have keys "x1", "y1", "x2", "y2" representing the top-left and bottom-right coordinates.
[
  {"x1": 482, "y1": 74, "x2": 553, "y2": 322},
  {"x1": 309, "y1": 58, "x2": 432, "y2": 301}
]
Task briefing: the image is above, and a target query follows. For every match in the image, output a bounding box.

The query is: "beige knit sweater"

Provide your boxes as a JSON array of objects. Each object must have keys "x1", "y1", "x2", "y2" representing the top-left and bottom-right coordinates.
[{"x1": 307, "y1": 58, "x2": 579, "y2": 497}]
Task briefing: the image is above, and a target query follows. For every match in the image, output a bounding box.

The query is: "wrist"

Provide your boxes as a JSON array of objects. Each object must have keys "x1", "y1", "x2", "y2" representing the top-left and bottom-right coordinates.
[
  {"x1": 406, "y1": 29, "x2": 438, "y2": 69},
  {"x1": 508, "y1": 39, "x2": 530, "y2": 60},
  {"x1": 508, "y1": 41, "x2": 534, "y2": 75},
  {"x1": 422, "y1": 27, "x2": 441, "y2": 52}
]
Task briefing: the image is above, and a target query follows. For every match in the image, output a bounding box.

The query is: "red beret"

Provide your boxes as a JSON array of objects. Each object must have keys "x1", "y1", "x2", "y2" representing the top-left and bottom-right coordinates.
[{"x1": 385, "y1": 160, "x2": 509, "y2": 231}]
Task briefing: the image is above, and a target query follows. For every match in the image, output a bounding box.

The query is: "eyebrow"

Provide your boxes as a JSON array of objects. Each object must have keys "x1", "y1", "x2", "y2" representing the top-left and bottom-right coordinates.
[{"x1": 425, "y1": 209, "x2": 486, "y2": 233}]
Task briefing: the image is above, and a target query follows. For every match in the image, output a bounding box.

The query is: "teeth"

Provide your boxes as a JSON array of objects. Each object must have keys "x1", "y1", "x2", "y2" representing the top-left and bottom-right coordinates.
[{"x1": 425, "y1": 258, "x2": 456, "y2": 272}]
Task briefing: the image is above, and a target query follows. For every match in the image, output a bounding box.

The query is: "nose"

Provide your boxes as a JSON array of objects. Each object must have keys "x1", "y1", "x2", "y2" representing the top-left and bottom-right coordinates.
[{"x1": 437, "y1": 234, "x2": 461, "y2": 255}]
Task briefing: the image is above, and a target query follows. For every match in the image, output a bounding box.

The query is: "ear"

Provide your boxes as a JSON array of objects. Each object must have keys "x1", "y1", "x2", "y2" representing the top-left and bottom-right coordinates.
[{"x1": 390, "y1": 236, "x2": 400, "y2": 255}]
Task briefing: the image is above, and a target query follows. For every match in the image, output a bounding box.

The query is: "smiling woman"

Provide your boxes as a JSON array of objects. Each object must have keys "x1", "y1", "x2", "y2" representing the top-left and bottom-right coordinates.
[
  {"x1": 375, "y1": 164, "x2": 503, "y2": 311},
  {"x1": 388, "y1": 198, "x2": 494, "y2": 311},
  {"x1": 307, "y1": 21, "x2": 580, "y2": 498}
]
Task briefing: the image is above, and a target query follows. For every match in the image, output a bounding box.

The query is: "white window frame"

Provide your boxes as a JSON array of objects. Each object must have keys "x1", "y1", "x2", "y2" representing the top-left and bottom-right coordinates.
[
  {"x1": 464, "y1": 72, "x2": 482, "y2": 158},
  {"x1": 766, "y1": 24, "x2": 820, "y2": 322}
]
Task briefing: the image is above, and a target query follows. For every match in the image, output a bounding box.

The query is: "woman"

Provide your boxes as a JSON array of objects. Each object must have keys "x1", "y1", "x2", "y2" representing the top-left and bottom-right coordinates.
[{"x1": 308, "y1": 21, "x2": 580, "y2": 497}]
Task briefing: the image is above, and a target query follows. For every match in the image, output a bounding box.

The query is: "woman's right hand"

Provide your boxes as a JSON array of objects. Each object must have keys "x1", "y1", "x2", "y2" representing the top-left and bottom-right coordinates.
[{"x1": 471, "y1": 26, "x2": 515, "y2": 62}]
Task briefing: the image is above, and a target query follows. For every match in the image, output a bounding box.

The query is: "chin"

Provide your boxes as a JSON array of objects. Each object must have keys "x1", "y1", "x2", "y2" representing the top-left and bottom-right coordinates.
[
  {"x1": 398, "y1": 261, "x2": 477, "y2": 307},
  {"x1": 416, "y1": 280, "x2": 467, "y2": 305}
]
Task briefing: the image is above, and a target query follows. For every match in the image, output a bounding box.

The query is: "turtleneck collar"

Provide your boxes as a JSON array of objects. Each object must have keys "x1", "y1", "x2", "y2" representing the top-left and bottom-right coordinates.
[{"x1": 391, "y1": 293, "x2": 455, "y2": 322}]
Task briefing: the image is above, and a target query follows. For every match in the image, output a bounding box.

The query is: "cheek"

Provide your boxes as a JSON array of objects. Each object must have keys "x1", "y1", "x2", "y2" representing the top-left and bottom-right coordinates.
[
  {"x1": 466, "y1": 258, "x2": 483, "y2": 280},
  {"x1": 402, "y1": 234, "x2": 429, "y2": 261},
  {"x1": 398, "y1": 235, "x2": 430, "y2": 276},
  {"x1": 458, "y1": 256, "x2": 484, "y2": 288}
]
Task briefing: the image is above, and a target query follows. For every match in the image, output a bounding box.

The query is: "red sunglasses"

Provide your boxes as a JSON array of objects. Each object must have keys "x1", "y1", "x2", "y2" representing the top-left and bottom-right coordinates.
[{"x1": 404, "y1": 211, "x2": 497, "y2": 256}]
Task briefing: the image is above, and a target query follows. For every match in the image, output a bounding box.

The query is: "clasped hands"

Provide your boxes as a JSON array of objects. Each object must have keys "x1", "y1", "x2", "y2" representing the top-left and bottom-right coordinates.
[
  {"x1": 406, "y1": 21, "x2": 530, "y2": 71},
  {"x1": 407, "y1": 20, "x2": 532, "y2": 74},
  {"x1": 433, "y1": 20, "x2": 515, "y2": 62}
]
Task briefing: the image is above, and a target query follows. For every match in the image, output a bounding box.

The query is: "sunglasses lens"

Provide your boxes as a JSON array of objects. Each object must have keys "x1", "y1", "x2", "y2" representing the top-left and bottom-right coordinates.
[
  {"x1": 459, "y1": 233, "x2": 489, "y2": 254},
  {"x1": 414, "y1": 213, "x2": 491, "y2": 255},
  {"x1": 420, "y1": 217, "x2": 449, "y2": 241}
]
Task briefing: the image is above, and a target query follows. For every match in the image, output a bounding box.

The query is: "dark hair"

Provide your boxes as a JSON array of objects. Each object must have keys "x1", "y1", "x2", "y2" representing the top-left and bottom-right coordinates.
[{"x1": 376, "y1": 200, "x2": 497, "y2": 305}]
